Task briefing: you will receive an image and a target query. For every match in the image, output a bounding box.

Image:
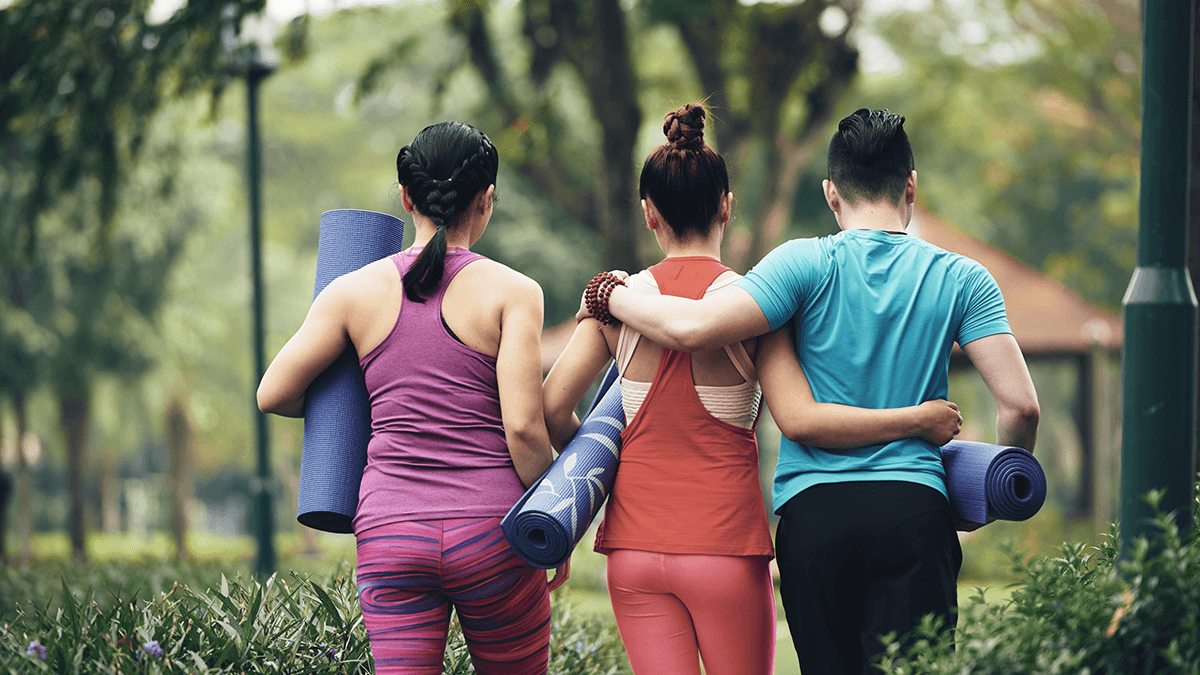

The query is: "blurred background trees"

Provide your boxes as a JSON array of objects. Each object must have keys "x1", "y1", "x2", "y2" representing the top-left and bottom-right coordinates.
[
  {"x1": 0, "y1": 0, "x2": 1152, "y2": 566},
  {"x1": 368, "y1": 0, "x2": 865, "y2": 273},
  {"x1": 1, "y1": 0, "x2": 266, "y2": 561}
]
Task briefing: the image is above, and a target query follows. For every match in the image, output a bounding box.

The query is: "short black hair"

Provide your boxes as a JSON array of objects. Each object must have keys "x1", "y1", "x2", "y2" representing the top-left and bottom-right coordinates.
[{"x1": 827, "y1": 108, "x2": 914, "y2": 206}]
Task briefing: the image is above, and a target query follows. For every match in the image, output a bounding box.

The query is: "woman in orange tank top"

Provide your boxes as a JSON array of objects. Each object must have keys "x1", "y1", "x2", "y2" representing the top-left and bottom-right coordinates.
[{"x1": 542, "y1": 103, "x2": 963, "y2": 675}]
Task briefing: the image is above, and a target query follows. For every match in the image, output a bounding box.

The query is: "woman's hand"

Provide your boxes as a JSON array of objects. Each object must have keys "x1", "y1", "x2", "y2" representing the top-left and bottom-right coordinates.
[
  {"x1": 548, "y1": 557, "x2": 571, "y2": 592},
  {"x1": 916, "y1": 400, "x2": 962, "y2": 446}
]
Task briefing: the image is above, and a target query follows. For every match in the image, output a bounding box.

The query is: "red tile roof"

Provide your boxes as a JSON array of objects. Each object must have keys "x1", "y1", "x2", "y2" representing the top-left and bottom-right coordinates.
[{"x1": 909, "y1": 206, "x2": 1122, "y2": 355}]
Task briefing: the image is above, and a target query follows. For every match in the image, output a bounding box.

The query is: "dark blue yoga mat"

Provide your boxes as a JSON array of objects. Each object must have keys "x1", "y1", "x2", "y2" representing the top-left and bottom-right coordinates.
[
  {"x1": 298, "y1": 209, "x2": 405, "y2": 533},
  {"x1": 503, "y1": 364, "x2": 625, "y2": 568},
  {"x1": 942, "y1": 440, "x2": 1047, "y2": 531}
]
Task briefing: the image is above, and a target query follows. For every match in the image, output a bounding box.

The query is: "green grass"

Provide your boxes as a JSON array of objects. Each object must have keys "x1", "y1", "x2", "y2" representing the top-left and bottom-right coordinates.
[{"x1": 4, "y1": 525, "x2": 1039, "y2": 675}]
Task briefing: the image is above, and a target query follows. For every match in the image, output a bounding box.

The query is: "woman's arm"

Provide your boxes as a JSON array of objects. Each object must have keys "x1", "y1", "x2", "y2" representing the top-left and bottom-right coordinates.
[
  {"x1": 542, "y1": 318, "x2": 615, "y2": 451},
  {"x1": 257, "y1": 278, "x2": 353, "y2": 418},
  {"x1": 495, "y1": 275, "x2": 555, "y2": 488},
  {"x1": 758, "y1": 325, "x2": 962, "y2": 447}
]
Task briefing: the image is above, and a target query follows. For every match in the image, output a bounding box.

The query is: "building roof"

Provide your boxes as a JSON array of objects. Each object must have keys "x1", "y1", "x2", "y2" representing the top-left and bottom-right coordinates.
[
  {"x1": 909, "y1": 206, "x2": 1122, "y2": 356},
  {"x1": 540, "y1": 206, "x2": 1123, "y2": 372}
]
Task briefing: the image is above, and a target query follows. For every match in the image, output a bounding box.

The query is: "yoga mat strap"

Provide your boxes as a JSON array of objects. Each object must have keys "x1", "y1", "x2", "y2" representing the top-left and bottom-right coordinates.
[
  {"x1": 942, "y1": 440, "x2": 1047, "y2": 531},
  {"x1": 297, "y1": 209, "x2": 405, "y2": 533}
]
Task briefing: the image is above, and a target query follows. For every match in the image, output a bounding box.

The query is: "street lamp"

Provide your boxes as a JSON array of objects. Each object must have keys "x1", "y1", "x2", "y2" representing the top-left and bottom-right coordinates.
[
  {"x1": 226, "y1": 11, "x2": 280, "y2": 579},
  {"x1": 1119, "y1": 0, "x2": 1197, "y2": 556}
]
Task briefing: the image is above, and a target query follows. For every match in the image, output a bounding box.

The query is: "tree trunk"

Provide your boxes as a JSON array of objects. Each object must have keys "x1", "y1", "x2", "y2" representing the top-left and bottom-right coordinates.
[
  {"x1": 97, "y1": 452, "x2": 121, "y2": 535},
  {"x1": 739, "y1": 21, "x2": 858, "y2": 271},
  {"x1": 58, "y1": 390, "x2": 90, "y2": 564},
  {"x1": 13, "y1": 392, "x2": 33, "y2": 562},
  {"x1": 0, "y1": 437, "x2": 9, "y2": 565},
  {"x1": 580, "y1": 0, "x2": 643, "y2": 272},
  {"x1": 166, "y1": 397, "x2": 192, "y2": 560}
]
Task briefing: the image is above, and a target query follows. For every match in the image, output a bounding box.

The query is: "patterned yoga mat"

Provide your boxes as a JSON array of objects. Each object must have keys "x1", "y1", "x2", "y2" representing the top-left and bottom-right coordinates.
[{"x1": 502, "y1": 364, "x2": 624, "y2": 568}]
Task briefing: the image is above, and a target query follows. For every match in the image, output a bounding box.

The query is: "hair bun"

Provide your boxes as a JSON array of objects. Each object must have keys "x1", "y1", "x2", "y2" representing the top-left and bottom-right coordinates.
[{"x1": 663, "y1": 103, "x2": 707, "y2": 150}]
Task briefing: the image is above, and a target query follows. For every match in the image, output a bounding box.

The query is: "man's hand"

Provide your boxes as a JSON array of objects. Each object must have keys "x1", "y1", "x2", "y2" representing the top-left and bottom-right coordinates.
[
  {"x1": 916, "y1": 400, "x2": 962, "y2": 446},
  {"x1": 576, "y1": 270, "x2": 629, "y2": 322},
  {"x1": 548, "y1": 557, "x2": 571, "y2": 592}
]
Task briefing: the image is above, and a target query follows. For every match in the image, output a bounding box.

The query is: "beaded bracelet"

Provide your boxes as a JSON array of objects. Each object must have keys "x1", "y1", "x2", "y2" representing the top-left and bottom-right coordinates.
[{"x1": 583, "y1": 272, "x2": 626, "y2": 325}]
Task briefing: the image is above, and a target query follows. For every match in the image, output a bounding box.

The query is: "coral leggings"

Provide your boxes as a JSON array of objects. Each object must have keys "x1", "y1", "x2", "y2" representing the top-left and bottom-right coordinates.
[
  {"x1": 355, "y1": 518, "x2": 551, "y2": 675},
  {"x1": 606, "y1": 549, "x2": 776, "y2": 675}
]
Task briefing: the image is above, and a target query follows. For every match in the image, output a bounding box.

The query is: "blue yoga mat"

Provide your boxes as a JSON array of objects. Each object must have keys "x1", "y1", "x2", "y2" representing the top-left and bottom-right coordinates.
[
  {"x1": 502, "y1": 364, "x2": 625, "y2": 568},
  {"x1": 297, "y1": 209, "x2": 405, "y2": 533},
  {"x1": 942, "y1": 440, "x2": 1047, "y2": 531}
]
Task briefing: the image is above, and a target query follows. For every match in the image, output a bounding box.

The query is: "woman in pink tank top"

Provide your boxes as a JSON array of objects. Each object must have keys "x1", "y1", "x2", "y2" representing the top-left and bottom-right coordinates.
[
  {"x1": 259, "y1": 122, "x2": 562, "y2": 675},
  {"x1": 542, "y1": 104, "x2": 964, "y2": 675}
]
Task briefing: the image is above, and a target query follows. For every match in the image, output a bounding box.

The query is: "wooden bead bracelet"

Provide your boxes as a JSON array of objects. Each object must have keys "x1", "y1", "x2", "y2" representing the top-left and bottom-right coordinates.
[{"x1": 584, "y1": 272, "x2": 626, "y2": 325}]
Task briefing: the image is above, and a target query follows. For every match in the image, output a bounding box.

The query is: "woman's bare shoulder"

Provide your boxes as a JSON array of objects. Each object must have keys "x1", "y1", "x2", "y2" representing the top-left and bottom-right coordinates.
[
  {"x1": 322, "y1": 256, "x2": 399, "y2": 305},
  {"x1": 461, "y1": 257, "x2": 544, "y2": 301}
]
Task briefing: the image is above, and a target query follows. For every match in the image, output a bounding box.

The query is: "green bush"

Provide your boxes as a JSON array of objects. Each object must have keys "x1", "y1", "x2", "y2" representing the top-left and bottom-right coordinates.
[
  {"x1": 2, "y1": 560, "x2": 630, "y2": 674},
  {"x1": 957, "y1": 503, "x2": 1101, "y2": 583},
  {"x1": 877, "y1": 490, "x2": 1200, "y2": 675}
]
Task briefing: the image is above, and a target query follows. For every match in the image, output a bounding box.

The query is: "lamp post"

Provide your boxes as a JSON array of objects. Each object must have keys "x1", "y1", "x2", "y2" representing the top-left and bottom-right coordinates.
[
  {"x1": 1119, "y1": 0, "x2": 1197, "y2": 556},
  {"x1": 225, "y1": 4, "x2": 280, "y2": 577},
  {"x1": 244, "y1": 46, "x2": 277, "y2": 579}
]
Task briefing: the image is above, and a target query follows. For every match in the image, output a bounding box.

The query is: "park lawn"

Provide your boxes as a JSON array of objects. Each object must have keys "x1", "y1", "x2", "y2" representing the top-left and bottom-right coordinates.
[{"x1": 7, "y1": 530, "x2": 1017, "y2": 675}]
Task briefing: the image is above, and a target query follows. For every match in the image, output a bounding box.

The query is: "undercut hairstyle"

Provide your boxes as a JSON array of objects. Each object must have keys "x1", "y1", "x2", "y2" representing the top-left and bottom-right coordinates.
[
  {"x1": 639, "y1": 103, "x2": 730, "y2": 239},
  {"x1": 396, "y1": 121, "x2": 499, "y2": 302},
  {"x1": 827, "y1": 108, "x2": 914, "y2": 206}
]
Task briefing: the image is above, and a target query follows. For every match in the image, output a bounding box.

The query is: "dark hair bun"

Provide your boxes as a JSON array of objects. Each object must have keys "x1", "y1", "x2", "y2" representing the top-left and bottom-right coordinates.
[{"x1": 663, "y1": 103, "x2": 707, "y2": 151}]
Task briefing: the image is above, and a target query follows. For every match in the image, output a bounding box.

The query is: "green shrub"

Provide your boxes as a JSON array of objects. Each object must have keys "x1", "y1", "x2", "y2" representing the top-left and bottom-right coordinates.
[
  {"x1": 957, "y1": 503, "x2": 1101, "y2": 583},
  {"x1": 876, "y1": 490, "x2": 1200, "y2": 675},
  {"x1": 2, "y1": 560, "x2": 630, "y2": 674}
]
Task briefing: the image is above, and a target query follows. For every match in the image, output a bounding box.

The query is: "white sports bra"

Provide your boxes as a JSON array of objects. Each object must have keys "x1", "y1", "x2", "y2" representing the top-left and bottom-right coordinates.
[{"x1": 615, "y1": 270, "x2": 761, "y2": 429}]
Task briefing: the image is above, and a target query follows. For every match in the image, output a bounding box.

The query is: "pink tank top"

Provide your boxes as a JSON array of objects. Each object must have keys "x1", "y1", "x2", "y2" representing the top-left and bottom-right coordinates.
[{"x1": 352, "y1": 248, "x2": 527, "y2": 534}]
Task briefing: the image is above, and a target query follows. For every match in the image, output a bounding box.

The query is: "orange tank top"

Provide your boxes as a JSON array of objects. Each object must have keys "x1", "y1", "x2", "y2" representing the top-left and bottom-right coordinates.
[{"x1": 593, "y1": 257, "x2": 774, "y2": 558}]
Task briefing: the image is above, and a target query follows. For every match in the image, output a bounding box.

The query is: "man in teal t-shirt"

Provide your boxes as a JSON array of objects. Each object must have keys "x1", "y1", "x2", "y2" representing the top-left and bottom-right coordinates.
[
  {"x1": 600, "y1": 109, "x2": 1040, "y2": 675},
  {"x1": 737, "y1": 225, "x2": 1011, "y2": 514}
]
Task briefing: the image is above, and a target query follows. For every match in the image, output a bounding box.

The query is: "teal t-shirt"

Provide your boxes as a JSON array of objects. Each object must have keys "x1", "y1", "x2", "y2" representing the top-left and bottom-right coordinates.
[{"x1": 735, "y1": 229, "x2": 1011, "y2": 513}]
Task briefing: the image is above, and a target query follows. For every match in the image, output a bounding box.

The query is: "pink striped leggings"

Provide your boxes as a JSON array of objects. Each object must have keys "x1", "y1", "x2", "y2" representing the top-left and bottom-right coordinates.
[
  {"x1": 607, "y1": 550, "x2": 777, "y2": 675},
  {"x1": 355, "y1": 518, "x2": 551, "y2": 675}
]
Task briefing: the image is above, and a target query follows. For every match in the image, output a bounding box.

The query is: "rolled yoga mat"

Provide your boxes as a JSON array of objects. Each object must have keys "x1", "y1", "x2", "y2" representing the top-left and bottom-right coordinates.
[
  {"x1": 297, "y1": 209, "x2": 405, "y2": 533},
  {"x1": 942, "y1": 440, "x2": 1047, "y2": 532},
  {"x1": 502, "y1": 364, "x2": 625, "y2": 568}
]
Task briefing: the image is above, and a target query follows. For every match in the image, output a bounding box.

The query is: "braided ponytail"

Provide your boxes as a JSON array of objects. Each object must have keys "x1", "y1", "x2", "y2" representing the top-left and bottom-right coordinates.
[{"x1": 396, "y1": 122, "x2": 499, "y2": 302}]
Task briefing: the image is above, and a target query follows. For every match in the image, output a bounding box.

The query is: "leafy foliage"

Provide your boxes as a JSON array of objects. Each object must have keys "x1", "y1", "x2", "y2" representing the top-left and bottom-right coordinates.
[
  {"x1": 1, "y1": 559, "x2": 631, "y2": 674},
  {"x1": 862, "y1": 0, "x2": 1140, "y2": 309},
  {"x1": 876, "y1": 491, "x2": 1200, "y2": 674},
  {"x1": 351, "y1": 0, "x2": 862, "y2": 272},
  {"x1": 0, "y1": 0, "x2": 265, "y2": 256}
]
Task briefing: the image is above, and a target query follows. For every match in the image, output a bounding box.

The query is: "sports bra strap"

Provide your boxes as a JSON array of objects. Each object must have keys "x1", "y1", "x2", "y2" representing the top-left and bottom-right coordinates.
[
  {"x1": 615, "y1": 322, "x2": 641, "y2": 377},
  {"x1": 615, "y1": 314, "x2": 756, "y2": 387},
  {"x1": 722, "y1": 341, "x2": 757, "y2": 384}
]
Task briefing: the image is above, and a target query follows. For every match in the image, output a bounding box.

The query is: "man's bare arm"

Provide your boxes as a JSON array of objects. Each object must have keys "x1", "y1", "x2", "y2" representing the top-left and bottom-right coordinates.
[
  {"x1": 606, "y1": 283, "x2": 772, "y2": 352},
  {"x1": 961, "y1": 333, "x2": 1040, "y2": 451}
]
